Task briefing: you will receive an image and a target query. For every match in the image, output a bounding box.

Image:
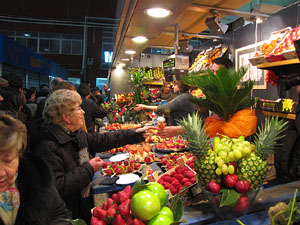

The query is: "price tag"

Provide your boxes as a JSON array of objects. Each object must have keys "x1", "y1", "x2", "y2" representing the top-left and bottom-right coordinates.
[
  {"x1": 147, "y1": 171, "x2": 159, "y2": 182},
  {"x1": 176, "y1": 155, "x2": 188, "y2": 168}
]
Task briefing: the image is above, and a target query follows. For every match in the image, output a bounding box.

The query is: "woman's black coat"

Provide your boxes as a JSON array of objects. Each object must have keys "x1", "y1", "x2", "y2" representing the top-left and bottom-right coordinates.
[
  {"x1": 0, "y1": 152, "x2": 72, "y2": 225},
  {"x1": 29, "y1": 121, "x2": 144, "y2": 222}
]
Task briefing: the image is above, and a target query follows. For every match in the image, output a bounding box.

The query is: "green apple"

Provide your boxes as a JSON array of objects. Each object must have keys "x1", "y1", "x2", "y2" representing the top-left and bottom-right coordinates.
[
  {"x1": 131, "y1": 190, "x2": 161, "y2": 221},
  {"x1": 144, "y1": 182, "x2": 166, "y2": 206},
  {"x1": 148, "y1": 214, "x2": 174, "y2": 225},
  {"x1": 157, "y1": 206, "x2": 174, "y2": 221}
]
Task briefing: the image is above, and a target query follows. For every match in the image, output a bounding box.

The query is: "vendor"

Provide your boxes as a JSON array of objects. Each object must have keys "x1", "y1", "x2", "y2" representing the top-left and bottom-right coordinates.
[
  {"x1": 134, "y1": 79, "x2": 196, "y2": 126},
  {"x1": 160, "y1": 82, "x2": 175, "y2": 102}
]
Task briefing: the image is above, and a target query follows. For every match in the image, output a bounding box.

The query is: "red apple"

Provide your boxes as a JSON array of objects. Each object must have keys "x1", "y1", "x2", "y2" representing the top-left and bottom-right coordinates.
[
  {"x1": 234, "y1": 195, "x2": 250, "y2": 213},
  {"x1": 206, "y1": 181, "x2": 221, "y2": 194},
  {"x1": 235, "y1": 180, "x2": 250, "y2": 193}
]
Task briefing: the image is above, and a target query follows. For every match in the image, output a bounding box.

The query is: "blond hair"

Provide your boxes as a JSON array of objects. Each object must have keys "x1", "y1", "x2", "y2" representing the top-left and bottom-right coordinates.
[
  {"x1": 43, "y1": 89, "x2": 82, "y2": 126},
  {"x1": 0, "y1": 112, "x2": 27, "y2": 156}
]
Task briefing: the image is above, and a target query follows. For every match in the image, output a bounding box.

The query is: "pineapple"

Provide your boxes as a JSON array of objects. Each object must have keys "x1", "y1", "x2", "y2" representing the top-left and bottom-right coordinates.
[
  {"x1": 236, "y1": 117, "x2": 288, "y2": 189},
  {"x1": 178, "y1": 113, "x2": 221, "y2": 186}
]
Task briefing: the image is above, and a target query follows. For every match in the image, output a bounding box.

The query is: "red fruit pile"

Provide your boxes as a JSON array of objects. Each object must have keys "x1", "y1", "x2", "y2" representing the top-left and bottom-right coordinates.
[
  {"x1": 265, "y1": 70, "x2": 279, "y2": 86},
  {"x1": 91, "y1": 185, "x2": 145, "y2": 225},
  {"x1": 155, "y1": 137, "x2": 188, "y2": 150},
  {"x1": 102, "y1": 161, "x2": 142, "y2": 176},
  {"x1": 160, "y1": 153, "x2": 196, "y2": 170},
  {"x1": 157, "y1": 166, "x2": 197, "y2": 195}
]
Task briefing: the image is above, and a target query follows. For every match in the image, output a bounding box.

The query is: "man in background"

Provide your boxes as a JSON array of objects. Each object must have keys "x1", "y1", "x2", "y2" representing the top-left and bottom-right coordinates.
[{"x1": 77, "y1": 83, "x2": 107, "y2": 133}]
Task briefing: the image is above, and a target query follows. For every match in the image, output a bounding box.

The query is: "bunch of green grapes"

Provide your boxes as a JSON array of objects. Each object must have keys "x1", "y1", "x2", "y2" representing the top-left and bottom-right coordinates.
[{"x1": 213, "y1": 136, "x2": 254, "y2": 176}]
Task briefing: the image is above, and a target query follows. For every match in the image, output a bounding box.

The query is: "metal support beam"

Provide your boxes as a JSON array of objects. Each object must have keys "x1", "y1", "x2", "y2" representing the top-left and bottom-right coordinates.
[
  {"x1": 174, "y1": 24, "x2": 179, "y2": 55},
  {"x1": 187, "y1": 3, "x2": 270, "y2": 20},
  {"x1": 164, "y1": 31, "x2": 221, "y2": 39}
]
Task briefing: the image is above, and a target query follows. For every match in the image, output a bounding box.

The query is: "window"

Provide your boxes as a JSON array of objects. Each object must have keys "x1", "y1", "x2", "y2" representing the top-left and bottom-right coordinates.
[
  {"x1": 0, "y1": 29, "x2": 82, "y2": 55},
  {"x1": 62, "y1": 40, "x2": 71, "y2": 54},
  {"x1": 72, "y1": 40, "x2": 82, "y2": 55},
  {"x1": 96, "y1": 78, "x2": 107, "y2": 90},
  {"x1": 104, "y1": 51, "x2": 113, "y2": 63},
  {"x1": 40, "y1": 39, "x2": 50, "y2": 53},
  {"x1": 68, "y1": 77, "x2": 81, "y2": 86},
  {"x1": 27, "y1": 38, "x2": 38, "y2": 52},
  {"x1": 50, "y1": 40, "x2": 60, "y2": 54}
]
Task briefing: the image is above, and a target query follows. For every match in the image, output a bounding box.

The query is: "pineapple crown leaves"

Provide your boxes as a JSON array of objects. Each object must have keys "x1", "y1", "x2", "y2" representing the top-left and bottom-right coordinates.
[
  {"x1": 177, "y1": 112, "x2": 210, "y2": 159},
  {"x1": 254, "y1": 116, "x2": 288, "y2": 160},
  {"x1": 182, "y1": 66, "x2": 255, "y2": 121}
]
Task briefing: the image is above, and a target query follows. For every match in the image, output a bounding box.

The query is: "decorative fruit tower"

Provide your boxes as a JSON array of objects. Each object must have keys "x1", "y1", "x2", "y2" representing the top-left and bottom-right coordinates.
[{"x1": 178, "y1": 67, "x2": 288, "y2": 219}]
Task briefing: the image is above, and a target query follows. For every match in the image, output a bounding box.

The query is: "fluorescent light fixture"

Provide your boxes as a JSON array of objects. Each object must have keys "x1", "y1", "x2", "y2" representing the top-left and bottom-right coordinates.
[
  {"x1": 145, "y1": 8, "x2": 172, "y2": 18},
  {"x1": 132, "y1": 36, "x2": 148, "y2": 43},
  {"x1": 125, "y1": 50, "x2": 136, "y2": 55},
  {"x1": 120, "y1": 58, "x2": 130, "y2": 61},
  {"x1": 24, "y1": 33, "x2": 31, "y2": 37}
]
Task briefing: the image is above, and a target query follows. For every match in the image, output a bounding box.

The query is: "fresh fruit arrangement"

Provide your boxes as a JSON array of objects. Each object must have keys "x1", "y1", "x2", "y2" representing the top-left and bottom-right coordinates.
[
  {"x1": 145, "y1": 128, "x2": 168, "y2": 143},
  {"x1": 157, "y1": 165, "x2": 197, "y2": 196},
  {"x1": 91, "y1": 182, "x2": 184, "y2": 224},
  {"x1": 189, "y1": 45, "x2": 228, "y2": 72},
  {"x1": 159, "y1": 152, "x2": 195, "y2": 170},
  {"x1": 152, "y1": 67, "x2": 164, "y2": 80},
  {"x1": 191, "y1": 88, "x2": 205, "y2": 99},
  {"x1": 178, "y1": 113, "x2": 288, "y2": 216},
  {"x1": 102, "y1": 160, "x2": 143, "y2": 176},
  {"x1": 265, "y1": 70, "x2": 279, "y2": 86},
  {"x1": 148, "y1": 86, "x2": 160, "y2": 99},
  {"x1": 116, "y1": 93, "x2": 134, "y2": 108},
  {"x1": 273, "y1": 26, "x2": 300, "y2": 55},
  {"x1": 105, "y1": 123, "x2": 142, "y2": 131},
  {"x1": 154, "y1": 137, "x2": 188, "y2": 151}
]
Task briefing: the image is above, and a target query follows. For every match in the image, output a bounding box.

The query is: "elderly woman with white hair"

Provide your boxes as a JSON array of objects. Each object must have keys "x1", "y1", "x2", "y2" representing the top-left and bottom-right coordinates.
[
  {"x1": 0, "y1": 112, "x2": 72, "y2": 225},
  {"x1": 29, "y1": 89, "x2": 148, "y2": 223}
]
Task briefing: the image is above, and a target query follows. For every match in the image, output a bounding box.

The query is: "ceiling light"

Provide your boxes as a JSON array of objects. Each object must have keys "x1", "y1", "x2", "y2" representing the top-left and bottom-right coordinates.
[
  {"x1": 118, "y1": 63, "x2": 126, "y2": 67},
  {"x1": 256, "y1": 17, "x2": 263, "y2": 24},
  {"x1": 145, "y1": 8, "x2": 173, "y2": 18},
  {"x1": 132, "y1": 36, "x2": 148, "y2": 43},
  {"x1": 125, "y1": 50, "x2": 136, "y2": 55},
  {"x1": 120, "y1": 58, "x2": 130, "y2": 61}
]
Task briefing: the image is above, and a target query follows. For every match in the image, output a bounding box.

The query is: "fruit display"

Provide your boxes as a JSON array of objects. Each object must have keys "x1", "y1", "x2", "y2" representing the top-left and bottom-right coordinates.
[
  {"x1": 116, "y1": 93, "x2": 134, "y2": 108},
  {"x1": 154, "y1": 137, "x2": 188, "y2": 152},
  {"x1": 273, "y1": 26, "x2": 300, "y2": 55},
  {"x1": 157, "y1": 165, "x2": 197, "y2": 196},
  {"x1": 105, "y1": 123, "x2": 141, "y2": 131},
  {"x1": 189, "y1": 44, "x2": 228, "y2": 72},
  {"x1": 178, "y1": 112, "x2": 287, "y2": 218},
  {"x1": 265, "y1": 70, "x2": 279, "y2": 86},
  {"x1": 159, "y1": 152, "x2": 196, "y2": 170},
  {"x1": 102, "y1": 160, "x2": 143, "y2": 176},
  {"x1": 152, "y1": 67, "x2": 164, "y2": 80},
  {"x1": 148, "y1": 86, "x2": 160, "y2": 99},
  {"x1": 145, "y1": 128, "x2": 168, "y2": 143},
  {"x1": 91, "y1": 182, "x2": 183, "y2": 224},
  {"x1": 191, "y1": 88, "x2": 205, "y2": 99}
]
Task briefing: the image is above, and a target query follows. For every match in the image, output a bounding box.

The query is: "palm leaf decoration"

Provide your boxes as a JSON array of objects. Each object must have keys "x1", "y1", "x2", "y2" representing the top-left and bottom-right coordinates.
[{"x1": 182, "y1": 66, "x2": 255, "y2": 121}]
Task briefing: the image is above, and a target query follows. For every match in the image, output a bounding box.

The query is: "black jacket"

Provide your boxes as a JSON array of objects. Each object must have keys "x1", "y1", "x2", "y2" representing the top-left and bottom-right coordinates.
[
  {"x1": 81, "y1": 98, "x2": 107, "y2": 133},
  {"x1": 29, "y1": 121, "x2": 144, "y2": 221},
  {"x1": 0, "y1": 152, "x2": 72, "y2": 225}
]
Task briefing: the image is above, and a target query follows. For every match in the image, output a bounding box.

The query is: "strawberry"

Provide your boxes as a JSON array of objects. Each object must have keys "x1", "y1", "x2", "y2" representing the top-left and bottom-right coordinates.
[
  {"x1": 126, "y1": 216, "x2": 134, "y2": 224},
  {"x1": 118, "y1": 199, "x2": 131, "y2": 217},
  {"x1": 102, "y1": 203, "x2": 107, "y2": 210},
  {"x1": 123, "y1": 185, "x2": 132, "y2": 197},
  {"x1": 106, "y1": 205, "x2": 117, "y2": 222},
  {"x1": 185, "y1": 171, "x2": 195, "y2": 179},
  {"x1": 93, "y1": 207, "x2": 107, "y2": 221},
  {"x1": 112, "y1": 193, "x2": 119, "y2": 204},
  {"x1": 107, "y1": 198, "x2": 114, "y2": 209},
  {"x1": 106, "y1": 169, "x2": 113, "y2": 176},
  {"x1": 112, "y1": 214, "x2": 125, "y2": 225},
  {"x1": 133, "y1": 218, "x2": 145, "y2": 225},
  {"x1": 91, "y1": 216, "x2": 106, "y2": 225},
  {"x1": 118, "y1": 190, "x2": 129, "y2": 203}
]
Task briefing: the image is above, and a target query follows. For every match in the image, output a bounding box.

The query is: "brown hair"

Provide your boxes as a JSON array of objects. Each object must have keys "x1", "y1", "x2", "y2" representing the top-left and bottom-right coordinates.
[
  {"x1": 173, "y1": 79, "x2": 190, "y2": 92},
  {"x1": 0, "y1": 112, "x2": 27, "y2": 156}
]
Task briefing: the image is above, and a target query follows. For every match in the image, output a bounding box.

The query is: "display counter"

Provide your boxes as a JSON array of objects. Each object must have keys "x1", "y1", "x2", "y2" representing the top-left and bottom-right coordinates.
[{"x1": 92, "y1": 157, "x2": 300, "y2": 225}]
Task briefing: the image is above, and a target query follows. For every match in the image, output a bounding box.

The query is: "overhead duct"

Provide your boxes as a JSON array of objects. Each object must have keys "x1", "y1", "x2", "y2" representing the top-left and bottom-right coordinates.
[{"x1": 205, "y1": 16, "x2": 228, "y2": 35}]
